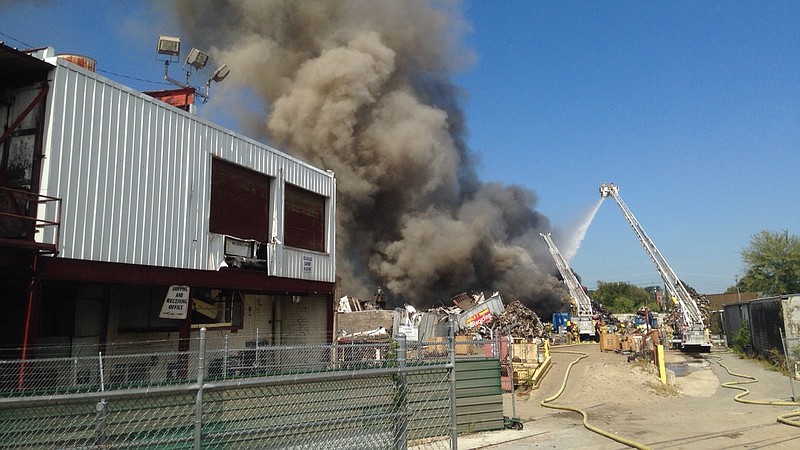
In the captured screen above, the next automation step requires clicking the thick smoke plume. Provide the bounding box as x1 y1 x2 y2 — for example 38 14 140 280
175 0 568 316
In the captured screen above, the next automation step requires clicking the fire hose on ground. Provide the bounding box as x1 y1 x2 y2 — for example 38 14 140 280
541 347 651 450
706 353 800 427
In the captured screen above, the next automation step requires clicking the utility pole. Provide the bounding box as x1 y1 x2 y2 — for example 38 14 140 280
735 275 741 302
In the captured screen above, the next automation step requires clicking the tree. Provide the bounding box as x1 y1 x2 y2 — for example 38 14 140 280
739 230 800 296
591 281 651 314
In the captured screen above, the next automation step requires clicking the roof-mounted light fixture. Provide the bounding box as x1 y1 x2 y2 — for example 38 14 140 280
156 35 230 103
185 48 209 70
197 64 231 103
156 35 181 57
211 64 230 82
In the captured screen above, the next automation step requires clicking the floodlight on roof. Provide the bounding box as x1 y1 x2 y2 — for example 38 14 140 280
198 64 232 104
186 48 209 70
157 36 181 57
211 64 230 82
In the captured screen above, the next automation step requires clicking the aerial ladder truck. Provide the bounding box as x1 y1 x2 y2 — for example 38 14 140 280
539 232 596 339
599 182 711 352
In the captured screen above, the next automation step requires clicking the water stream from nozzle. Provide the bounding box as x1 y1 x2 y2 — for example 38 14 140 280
563 197 605 262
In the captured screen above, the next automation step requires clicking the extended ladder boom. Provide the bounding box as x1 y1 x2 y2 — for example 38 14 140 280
540 233 593 317
599 183 709 350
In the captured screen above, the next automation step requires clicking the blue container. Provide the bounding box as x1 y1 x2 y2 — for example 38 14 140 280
552 312 571 331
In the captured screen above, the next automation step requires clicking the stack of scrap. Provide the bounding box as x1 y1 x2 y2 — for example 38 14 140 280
496 300 548 340
450 292 474 310
338 294 382 312
337 327 390 341
591 301 617 326
662 290 711 333
695 293 711 325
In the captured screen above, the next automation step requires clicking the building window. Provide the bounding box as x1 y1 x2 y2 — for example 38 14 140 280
284 184 326 253
117 286 180 332
191 289 244 329
209 158 270 241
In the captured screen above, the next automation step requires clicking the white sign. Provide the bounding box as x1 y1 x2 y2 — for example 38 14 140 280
159 285 191 319
397 325 419 341
302 255 312 273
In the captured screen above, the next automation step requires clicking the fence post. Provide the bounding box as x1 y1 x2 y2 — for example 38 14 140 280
94 351 107 446
449 321 458 450
223 334 229 380
506 328 517 422
779 328 797 401
395 334 408 450
194 328 207 450
255 328 260 368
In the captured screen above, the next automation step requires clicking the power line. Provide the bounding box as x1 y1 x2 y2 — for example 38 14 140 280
96 68 172 87
0 30 33 48
1 30 172 88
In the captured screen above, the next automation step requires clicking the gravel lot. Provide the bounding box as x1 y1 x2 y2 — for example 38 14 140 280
459 343 800 449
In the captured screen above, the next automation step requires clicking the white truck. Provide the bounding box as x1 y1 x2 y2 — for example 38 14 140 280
599 182 710 352
539 232 595 338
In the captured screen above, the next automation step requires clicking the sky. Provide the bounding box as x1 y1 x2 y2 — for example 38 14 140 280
1 1 797 296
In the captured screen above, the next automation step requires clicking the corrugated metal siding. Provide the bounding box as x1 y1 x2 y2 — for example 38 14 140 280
749 297 783 355
281 249 335 282
455 359 504 433
722 302 749 346
40 61 335 282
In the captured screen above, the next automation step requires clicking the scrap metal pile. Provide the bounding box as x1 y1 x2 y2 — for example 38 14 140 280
338 289 552 343
494 300 549 340
661 290 711 332
451 294 549 341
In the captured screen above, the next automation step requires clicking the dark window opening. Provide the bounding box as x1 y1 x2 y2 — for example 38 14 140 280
284 184 326 253
210 158 270 242
117 286 180 333
191 288 244 329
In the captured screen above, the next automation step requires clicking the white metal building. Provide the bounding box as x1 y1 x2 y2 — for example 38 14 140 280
0 43 337 360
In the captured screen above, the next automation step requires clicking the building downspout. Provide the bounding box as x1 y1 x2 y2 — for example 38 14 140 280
18 255 40 390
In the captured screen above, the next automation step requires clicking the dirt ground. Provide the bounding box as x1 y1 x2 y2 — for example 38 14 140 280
465 343 800 449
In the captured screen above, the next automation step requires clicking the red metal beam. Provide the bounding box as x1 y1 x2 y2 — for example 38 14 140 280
0 84 48 146
36 257 335 294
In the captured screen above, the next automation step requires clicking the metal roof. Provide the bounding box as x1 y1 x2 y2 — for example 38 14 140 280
0 43 53 87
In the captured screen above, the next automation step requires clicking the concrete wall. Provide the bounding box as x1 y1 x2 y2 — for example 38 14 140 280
336 310 395 336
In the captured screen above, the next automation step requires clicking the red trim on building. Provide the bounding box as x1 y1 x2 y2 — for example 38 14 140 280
36 258 335 294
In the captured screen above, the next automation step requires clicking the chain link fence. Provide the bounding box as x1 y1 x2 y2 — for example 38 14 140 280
0 331 460 449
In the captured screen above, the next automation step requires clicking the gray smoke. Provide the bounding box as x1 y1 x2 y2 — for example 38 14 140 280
174 0 567 315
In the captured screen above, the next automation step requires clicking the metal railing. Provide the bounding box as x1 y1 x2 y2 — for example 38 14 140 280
0 186 61 254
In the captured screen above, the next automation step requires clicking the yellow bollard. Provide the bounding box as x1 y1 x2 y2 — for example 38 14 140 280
657 344 666 384
544 340 550 359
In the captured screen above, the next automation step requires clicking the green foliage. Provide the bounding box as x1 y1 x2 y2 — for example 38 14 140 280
707 311 724 336
739 230 800 296
731 321 751 354
724 285 739 294
591 281 651 313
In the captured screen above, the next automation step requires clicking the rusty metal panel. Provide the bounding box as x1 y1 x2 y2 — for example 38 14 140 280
783 295 800 340
39 60 335 282
283 184 325 252
210 158 270 241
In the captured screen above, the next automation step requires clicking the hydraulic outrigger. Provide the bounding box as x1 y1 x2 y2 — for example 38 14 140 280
540 232 596 339
599 182 711 352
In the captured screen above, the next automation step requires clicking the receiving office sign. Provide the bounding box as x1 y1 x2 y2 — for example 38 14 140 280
159 285 191 319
